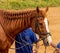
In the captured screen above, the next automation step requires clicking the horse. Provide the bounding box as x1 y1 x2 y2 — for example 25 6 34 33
0 7 49 53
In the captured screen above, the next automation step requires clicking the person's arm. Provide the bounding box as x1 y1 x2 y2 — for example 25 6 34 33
46 35 57 48
32 33 40 53
51 42 60 53
50 43 57 48
47 35 60 49
33 43 38 53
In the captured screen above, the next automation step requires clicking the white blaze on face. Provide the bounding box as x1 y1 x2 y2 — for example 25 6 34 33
44 18 50 33
44 18 52 45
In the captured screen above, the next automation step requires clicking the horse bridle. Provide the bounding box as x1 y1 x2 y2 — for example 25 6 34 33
35 13 51 40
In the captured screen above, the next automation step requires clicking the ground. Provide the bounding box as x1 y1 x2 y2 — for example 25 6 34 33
8 7 60 53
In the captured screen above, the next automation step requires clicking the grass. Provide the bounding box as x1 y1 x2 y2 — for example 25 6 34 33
0 0 60 10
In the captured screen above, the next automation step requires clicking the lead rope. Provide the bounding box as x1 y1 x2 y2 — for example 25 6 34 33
44 46 47 53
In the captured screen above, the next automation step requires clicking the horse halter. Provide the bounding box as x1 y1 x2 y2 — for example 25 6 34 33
35 14 51 40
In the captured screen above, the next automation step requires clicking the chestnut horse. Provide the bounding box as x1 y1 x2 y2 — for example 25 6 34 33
0 7 49 53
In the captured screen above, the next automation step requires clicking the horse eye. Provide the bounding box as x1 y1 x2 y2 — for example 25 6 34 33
40 16 44 18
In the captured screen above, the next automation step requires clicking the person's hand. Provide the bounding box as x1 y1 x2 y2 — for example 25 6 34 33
55 49 60 53
33 48 37 53
32 44 37 53
54 49 60 53
55 42 60 53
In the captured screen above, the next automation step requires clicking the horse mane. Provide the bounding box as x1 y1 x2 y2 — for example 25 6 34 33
0 9 37 35
0 9 36 20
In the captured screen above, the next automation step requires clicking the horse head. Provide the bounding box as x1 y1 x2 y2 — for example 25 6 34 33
31 6 50 41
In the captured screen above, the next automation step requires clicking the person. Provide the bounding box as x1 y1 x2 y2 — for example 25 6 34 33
15 28 60 53
53 42 60 53
56 42 60 53
46 34 60 53
15 28 39 53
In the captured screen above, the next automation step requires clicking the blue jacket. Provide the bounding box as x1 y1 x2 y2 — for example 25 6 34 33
15 28 38 53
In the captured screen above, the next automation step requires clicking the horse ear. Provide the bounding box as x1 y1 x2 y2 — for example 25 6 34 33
45 6 48 12
36 6 39 13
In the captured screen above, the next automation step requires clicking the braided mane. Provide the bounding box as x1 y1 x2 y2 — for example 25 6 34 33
0 9 37 35
1 9 36 20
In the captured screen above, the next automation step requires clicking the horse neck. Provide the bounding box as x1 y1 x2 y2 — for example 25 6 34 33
0 10 36 37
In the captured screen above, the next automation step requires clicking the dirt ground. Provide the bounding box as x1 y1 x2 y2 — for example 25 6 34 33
9 7 60 53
